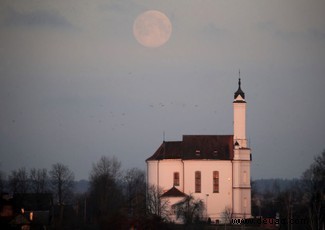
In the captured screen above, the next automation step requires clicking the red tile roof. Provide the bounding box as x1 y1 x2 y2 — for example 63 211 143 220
146 135 234 161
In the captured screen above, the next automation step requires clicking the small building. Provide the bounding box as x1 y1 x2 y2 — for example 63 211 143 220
146 78 252 222
10 193 53 229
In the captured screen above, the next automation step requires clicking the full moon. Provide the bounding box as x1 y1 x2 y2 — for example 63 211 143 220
133 10 172 48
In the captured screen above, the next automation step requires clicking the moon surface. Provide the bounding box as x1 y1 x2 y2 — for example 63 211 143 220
133 10 172 48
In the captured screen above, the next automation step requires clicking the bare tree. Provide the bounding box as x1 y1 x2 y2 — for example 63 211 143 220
221 206 233 225
8 167 29 194
89 156 123 225
30 168 48 193
146 184 171 221
124 168 146 218
90 156 121 181
0 170 5 193
49 163 74 205
172 194 204 224
301 150 325 230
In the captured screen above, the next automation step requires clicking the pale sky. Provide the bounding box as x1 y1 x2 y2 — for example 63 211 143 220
1 0 324 180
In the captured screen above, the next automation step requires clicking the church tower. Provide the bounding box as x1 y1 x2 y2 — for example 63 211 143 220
232 76 252 218
233 77 247 148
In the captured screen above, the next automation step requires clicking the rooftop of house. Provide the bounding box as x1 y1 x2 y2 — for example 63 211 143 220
161 186 187 198
13 193 53 211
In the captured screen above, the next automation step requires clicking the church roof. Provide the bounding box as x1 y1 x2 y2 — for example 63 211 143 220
161 186 187 198
146 135 234 161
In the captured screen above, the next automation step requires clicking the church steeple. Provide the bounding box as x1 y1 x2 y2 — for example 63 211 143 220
234 78 245 100
233 75 247 147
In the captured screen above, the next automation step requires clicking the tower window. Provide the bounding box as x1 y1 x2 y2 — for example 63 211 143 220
213 171 219 193
195 171 201 193
173 172 179 186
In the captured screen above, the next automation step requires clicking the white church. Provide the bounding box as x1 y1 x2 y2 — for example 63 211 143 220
146 78 252 223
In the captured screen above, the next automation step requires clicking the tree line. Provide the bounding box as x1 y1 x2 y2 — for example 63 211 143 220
0 151 324 229
0 156 171 229
251 150 324 230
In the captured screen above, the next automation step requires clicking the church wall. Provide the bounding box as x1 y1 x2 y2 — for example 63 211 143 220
157 159 183 192
232 148 252 218
147 159 183 192
233 102 247 147
233 188 251 218
147 159 235 222
183 160 233 222
147 161 158 188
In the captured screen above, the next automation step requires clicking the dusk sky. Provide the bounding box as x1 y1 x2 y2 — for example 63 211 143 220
1 0 324 180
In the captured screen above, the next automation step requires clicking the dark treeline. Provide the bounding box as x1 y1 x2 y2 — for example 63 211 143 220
0 157 156 229
0 151 324 230
251 151 325 230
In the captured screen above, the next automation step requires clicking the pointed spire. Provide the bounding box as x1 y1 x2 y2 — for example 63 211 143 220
238 69 241 88
234 71 245 100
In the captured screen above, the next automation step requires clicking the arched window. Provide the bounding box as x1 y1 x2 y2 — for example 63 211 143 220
173 172 179 186
213 171 219 193
195 171 201 193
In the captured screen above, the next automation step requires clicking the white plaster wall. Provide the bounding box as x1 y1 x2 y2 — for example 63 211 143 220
233 102 247 147
233 188 251 218
157 160 183 192
232 148 252 218
183 160 233 221
147 159 184 192
233 188 242 216
233 149 250 161
243 189 251 218
147 161 158 187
